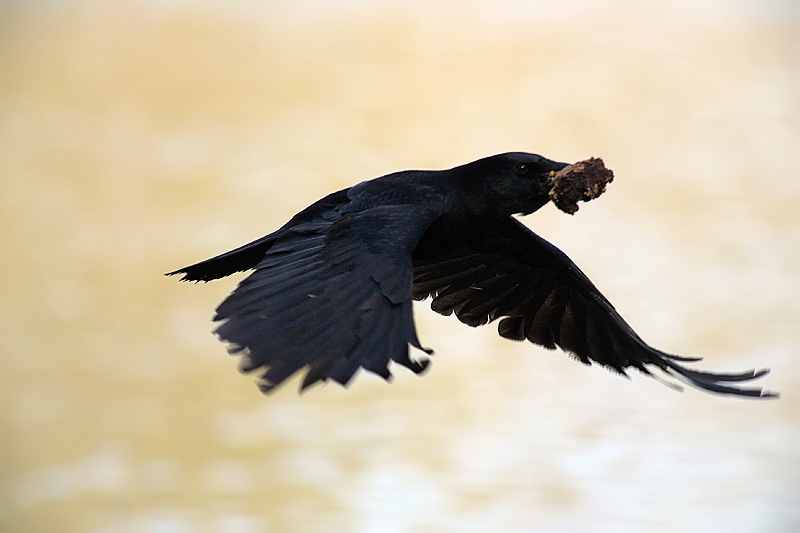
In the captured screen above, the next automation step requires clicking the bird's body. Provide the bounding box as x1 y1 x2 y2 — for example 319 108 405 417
168 152 775 397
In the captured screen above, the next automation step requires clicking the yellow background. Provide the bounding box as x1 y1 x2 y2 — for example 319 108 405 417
2 1 798 532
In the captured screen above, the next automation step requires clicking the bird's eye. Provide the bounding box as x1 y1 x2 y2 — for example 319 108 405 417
517 163 529 175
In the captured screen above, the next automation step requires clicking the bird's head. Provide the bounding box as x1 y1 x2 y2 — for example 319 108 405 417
458 152 568 217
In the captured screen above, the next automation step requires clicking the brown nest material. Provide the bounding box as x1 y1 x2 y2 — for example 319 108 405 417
548 157 614 214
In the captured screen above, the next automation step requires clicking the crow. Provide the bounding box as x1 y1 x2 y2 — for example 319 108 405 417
167 152 776 398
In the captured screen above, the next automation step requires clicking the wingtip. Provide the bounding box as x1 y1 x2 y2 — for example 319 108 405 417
663 353 704 363
653 355 779 399
757 388 780 399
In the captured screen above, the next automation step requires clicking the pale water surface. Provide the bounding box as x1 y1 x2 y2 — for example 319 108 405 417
1 1 799 532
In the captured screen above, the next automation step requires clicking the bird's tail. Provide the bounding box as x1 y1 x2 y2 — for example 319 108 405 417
165 235 275 282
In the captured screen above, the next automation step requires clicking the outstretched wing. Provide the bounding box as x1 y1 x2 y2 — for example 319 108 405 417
413 217 775 397
211 198 443 393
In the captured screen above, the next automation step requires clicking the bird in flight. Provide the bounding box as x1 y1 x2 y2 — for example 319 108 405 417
168 152 776 398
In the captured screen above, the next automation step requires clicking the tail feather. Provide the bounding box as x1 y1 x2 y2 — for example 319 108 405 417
166 235 275 282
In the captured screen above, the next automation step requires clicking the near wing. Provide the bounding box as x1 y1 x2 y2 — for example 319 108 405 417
413 217 776 397
207 200 441 393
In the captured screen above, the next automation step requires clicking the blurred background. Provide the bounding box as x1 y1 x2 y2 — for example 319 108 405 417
2 1 798 532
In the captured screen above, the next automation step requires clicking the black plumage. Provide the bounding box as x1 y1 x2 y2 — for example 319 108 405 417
168 152 776 397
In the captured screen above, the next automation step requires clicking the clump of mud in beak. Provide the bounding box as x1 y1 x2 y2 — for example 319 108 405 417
548 157 614 214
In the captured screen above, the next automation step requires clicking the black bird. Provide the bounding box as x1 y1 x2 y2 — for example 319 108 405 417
168 152 775 398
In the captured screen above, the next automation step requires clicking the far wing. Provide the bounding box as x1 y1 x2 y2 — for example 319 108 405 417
413 217 775 397
214 200 442 393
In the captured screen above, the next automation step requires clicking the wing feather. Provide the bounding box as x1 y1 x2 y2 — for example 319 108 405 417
413 217 775 397
212 199 442 392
